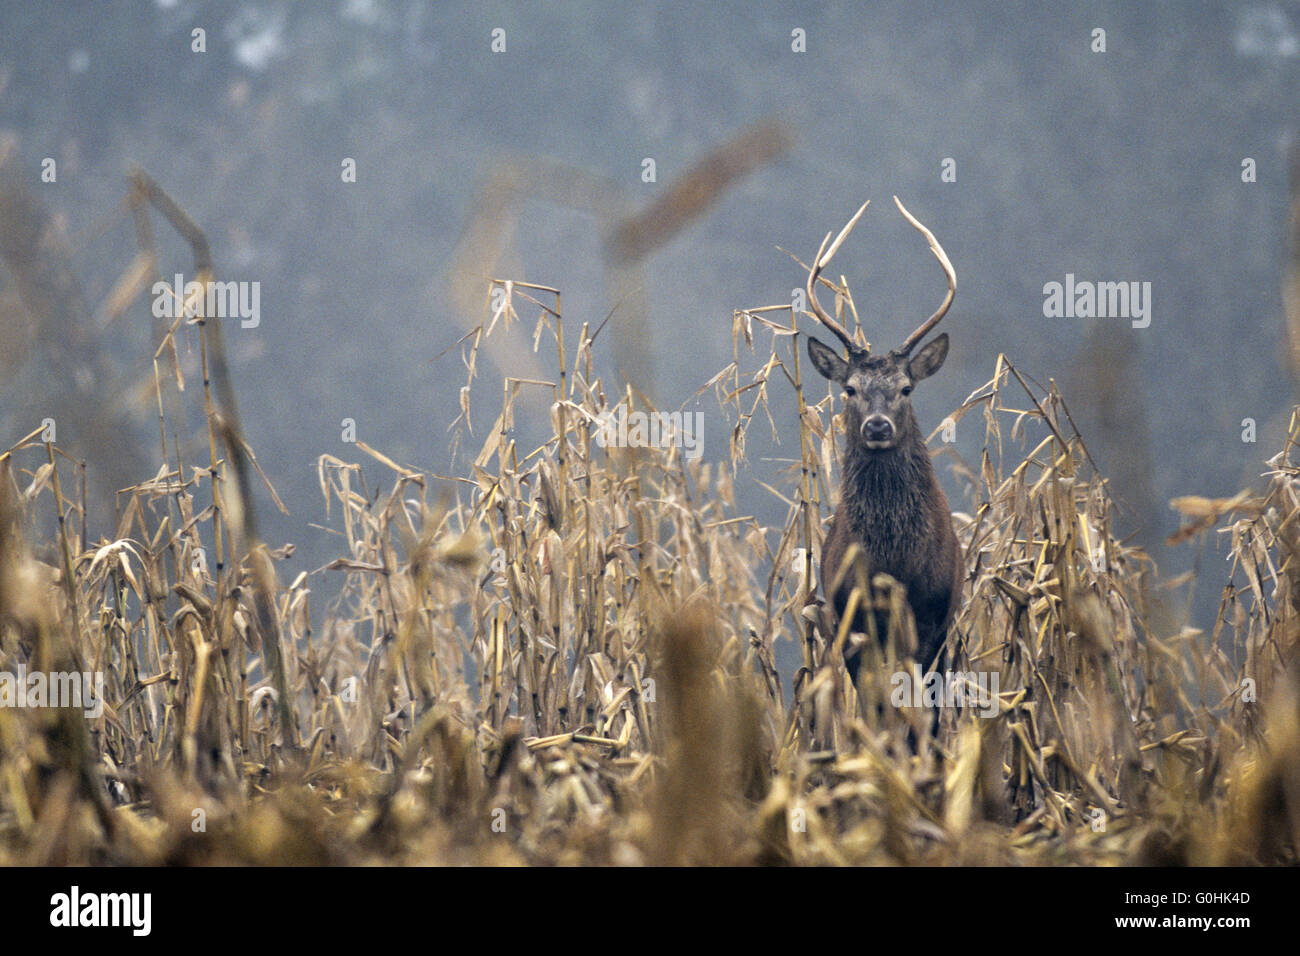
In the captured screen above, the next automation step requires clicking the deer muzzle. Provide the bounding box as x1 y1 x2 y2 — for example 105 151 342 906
861 414 896 448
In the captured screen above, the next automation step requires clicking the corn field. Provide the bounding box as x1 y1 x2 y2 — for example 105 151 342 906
0 182 1296 867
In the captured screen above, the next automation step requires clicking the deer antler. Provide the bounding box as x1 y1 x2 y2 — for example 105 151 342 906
894 196 956 356
806 199 871 354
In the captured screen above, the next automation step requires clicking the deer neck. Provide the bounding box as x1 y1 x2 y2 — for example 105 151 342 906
841 429 935 561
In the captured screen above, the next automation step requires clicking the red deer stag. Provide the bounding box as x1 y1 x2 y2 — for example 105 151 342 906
805 197 962 689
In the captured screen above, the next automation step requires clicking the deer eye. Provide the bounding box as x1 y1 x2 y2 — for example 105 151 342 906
843 385 856 397
901 385 913 396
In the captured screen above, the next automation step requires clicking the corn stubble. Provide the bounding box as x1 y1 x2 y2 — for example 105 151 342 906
0 196 1296 866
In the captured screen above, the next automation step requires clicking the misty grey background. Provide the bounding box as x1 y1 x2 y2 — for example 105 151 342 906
2 0 1297 648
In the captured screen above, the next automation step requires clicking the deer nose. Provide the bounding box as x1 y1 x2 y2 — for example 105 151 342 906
862 415 894 443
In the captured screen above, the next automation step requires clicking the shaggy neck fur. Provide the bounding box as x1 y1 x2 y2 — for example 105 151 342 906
841 411 937 573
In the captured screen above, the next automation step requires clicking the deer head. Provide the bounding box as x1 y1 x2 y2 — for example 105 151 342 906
804 197 956 452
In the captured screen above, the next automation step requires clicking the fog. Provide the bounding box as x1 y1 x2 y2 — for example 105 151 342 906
3 0 1297 641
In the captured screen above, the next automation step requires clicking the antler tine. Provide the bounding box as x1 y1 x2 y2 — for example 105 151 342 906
893 195 956 355
806 199 871 353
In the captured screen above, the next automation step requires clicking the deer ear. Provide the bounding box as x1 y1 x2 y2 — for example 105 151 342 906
807 336 848 382
907 333 948 381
